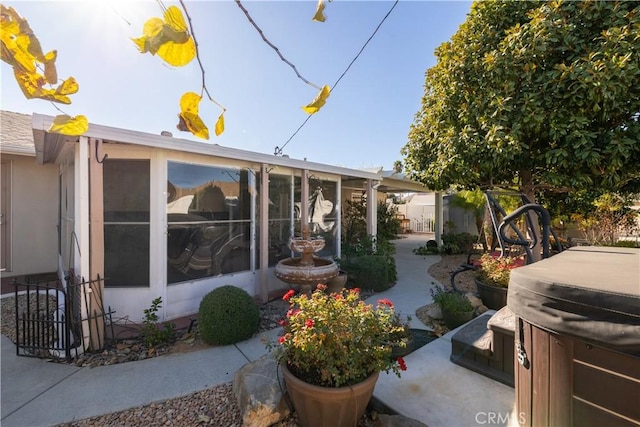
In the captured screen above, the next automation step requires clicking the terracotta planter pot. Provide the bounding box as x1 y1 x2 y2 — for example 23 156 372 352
325 270 348 294
281 363 379 427
475 278 508 310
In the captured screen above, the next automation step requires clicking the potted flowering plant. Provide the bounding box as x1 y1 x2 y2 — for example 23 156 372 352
267 285 407 427
387 312 413 358
431 284 474 329
475 253 523 309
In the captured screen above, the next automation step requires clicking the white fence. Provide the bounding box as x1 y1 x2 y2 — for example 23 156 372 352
410 215 435 233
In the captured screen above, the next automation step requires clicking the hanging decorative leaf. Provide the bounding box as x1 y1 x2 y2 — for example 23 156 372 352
313 0 326 22
214 112 225 136
176 92 209 139
48 115 89 136
2 5 81 107
132 5 196 67
302 85 331 114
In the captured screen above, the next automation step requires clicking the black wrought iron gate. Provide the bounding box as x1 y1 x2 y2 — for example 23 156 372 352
13 275 115 361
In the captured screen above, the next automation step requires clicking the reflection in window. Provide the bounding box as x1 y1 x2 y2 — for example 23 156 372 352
267 174 292 267
167 162 252 284
103 159 150 287
294 177 337 258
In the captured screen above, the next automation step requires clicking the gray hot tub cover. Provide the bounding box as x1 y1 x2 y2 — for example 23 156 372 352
507 246 640 352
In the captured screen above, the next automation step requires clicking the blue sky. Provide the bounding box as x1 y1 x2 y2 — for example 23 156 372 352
1 0 471 170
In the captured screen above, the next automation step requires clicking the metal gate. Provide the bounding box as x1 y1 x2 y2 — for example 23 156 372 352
13 275 115 361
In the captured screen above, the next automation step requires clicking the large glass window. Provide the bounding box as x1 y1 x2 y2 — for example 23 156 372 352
167 162 252 284
103 159 150 287
268 174 292 267
294 177 338 257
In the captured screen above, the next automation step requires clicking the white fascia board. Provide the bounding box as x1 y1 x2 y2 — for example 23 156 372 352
31 113 380 181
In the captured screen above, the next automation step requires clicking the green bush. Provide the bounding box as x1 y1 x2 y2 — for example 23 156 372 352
440 232 477 255
413 240 440 255
430 285 473 315
198 285 260 345
348 255 393 292
141 297 176 348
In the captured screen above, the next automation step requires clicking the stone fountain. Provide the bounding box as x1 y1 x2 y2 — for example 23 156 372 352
274 226 339 295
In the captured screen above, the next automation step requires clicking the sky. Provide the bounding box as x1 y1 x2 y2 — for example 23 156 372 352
1 0 472 170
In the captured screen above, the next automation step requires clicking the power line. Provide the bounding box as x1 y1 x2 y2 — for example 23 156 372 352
274 0 400 157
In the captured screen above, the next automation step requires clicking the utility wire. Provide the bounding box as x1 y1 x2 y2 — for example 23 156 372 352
274 0 400 157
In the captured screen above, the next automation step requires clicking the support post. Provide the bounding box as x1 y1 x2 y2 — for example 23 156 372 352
88 138 105 350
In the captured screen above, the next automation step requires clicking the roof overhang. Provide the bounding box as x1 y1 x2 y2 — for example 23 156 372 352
31 113 380 181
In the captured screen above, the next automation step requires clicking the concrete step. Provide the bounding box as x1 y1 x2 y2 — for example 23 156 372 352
450 310 515 387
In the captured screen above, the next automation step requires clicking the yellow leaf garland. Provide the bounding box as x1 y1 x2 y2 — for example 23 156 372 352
302 85 331 114
313 0 326 22
1 4 82 117
214 113 225 136
132 5 195 67
48 115 89 136
177 92 209 139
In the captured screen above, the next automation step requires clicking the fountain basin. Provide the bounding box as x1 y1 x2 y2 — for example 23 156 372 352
274 257 339 287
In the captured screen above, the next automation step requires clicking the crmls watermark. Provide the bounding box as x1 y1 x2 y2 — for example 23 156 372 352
475 411 526 425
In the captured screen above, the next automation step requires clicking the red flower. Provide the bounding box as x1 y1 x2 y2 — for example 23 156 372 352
286 308 301 318
278 335 286 344
316 283 327 291
378 298 393 307
351 288 360 294
278 319 288 327
334 293 343 300
283 290 295 301
305 319 314 328
397 357 407 371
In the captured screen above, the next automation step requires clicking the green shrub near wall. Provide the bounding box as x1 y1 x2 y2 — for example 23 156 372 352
347 255 393 292
198 285 260 345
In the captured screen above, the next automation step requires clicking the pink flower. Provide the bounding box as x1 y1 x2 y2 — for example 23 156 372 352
305 319 314 328
351 288 360 294
278 319 288 327
397 357 407 371
316 283 327 291
286 309 300 318
378 298 393 308
283 290 295 301
334 293 343 300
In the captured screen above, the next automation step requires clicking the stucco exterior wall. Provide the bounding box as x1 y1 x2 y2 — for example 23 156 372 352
3 154 58 277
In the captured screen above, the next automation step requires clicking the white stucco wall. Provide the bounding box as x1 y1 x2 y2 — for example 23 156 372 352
3 155 58 277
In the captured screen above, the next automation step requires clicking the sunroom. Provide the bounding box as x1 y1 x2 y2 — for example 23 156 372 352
31 113 427 323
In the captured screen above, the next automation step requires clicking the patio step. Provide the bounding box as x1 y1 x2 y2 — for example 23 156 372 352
450 307 515 387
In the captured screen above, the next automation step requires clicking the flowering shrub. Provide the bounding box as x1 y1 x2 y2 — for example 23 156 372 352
476 254 523 288
266 285 407 387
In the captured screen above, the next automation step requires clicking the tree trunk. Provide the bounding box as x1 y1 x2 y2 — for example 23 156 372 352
520 169 542 263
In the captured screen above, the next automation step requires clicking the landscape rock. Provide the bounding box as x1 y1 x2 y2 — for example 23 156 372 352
233 356 290 427
425 304 442 320
374 414 428 427
465 293 483 309
475 304 489 316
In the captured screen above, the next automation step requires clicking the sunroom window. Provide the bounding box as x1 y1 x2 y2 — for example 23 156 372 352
167 162 252 284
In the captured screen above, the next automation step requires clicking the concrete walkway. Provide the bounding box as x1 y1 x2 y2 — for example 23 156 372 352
1 234 517 426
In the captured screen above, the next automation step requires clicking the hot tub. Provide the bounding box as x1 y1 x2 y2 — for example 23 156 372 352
507 246 640 427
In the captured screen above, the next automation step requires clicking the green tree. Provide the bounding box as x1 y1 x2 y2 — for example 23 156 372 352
403 1 640 202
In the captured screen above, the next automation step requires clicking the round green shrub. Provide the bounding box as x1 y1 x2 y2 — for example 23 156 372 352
198 285 260 345
353 255 392 292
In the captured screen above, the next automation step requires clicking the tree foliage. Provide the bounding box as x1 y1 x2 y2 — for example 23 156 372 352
403 1 640 199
